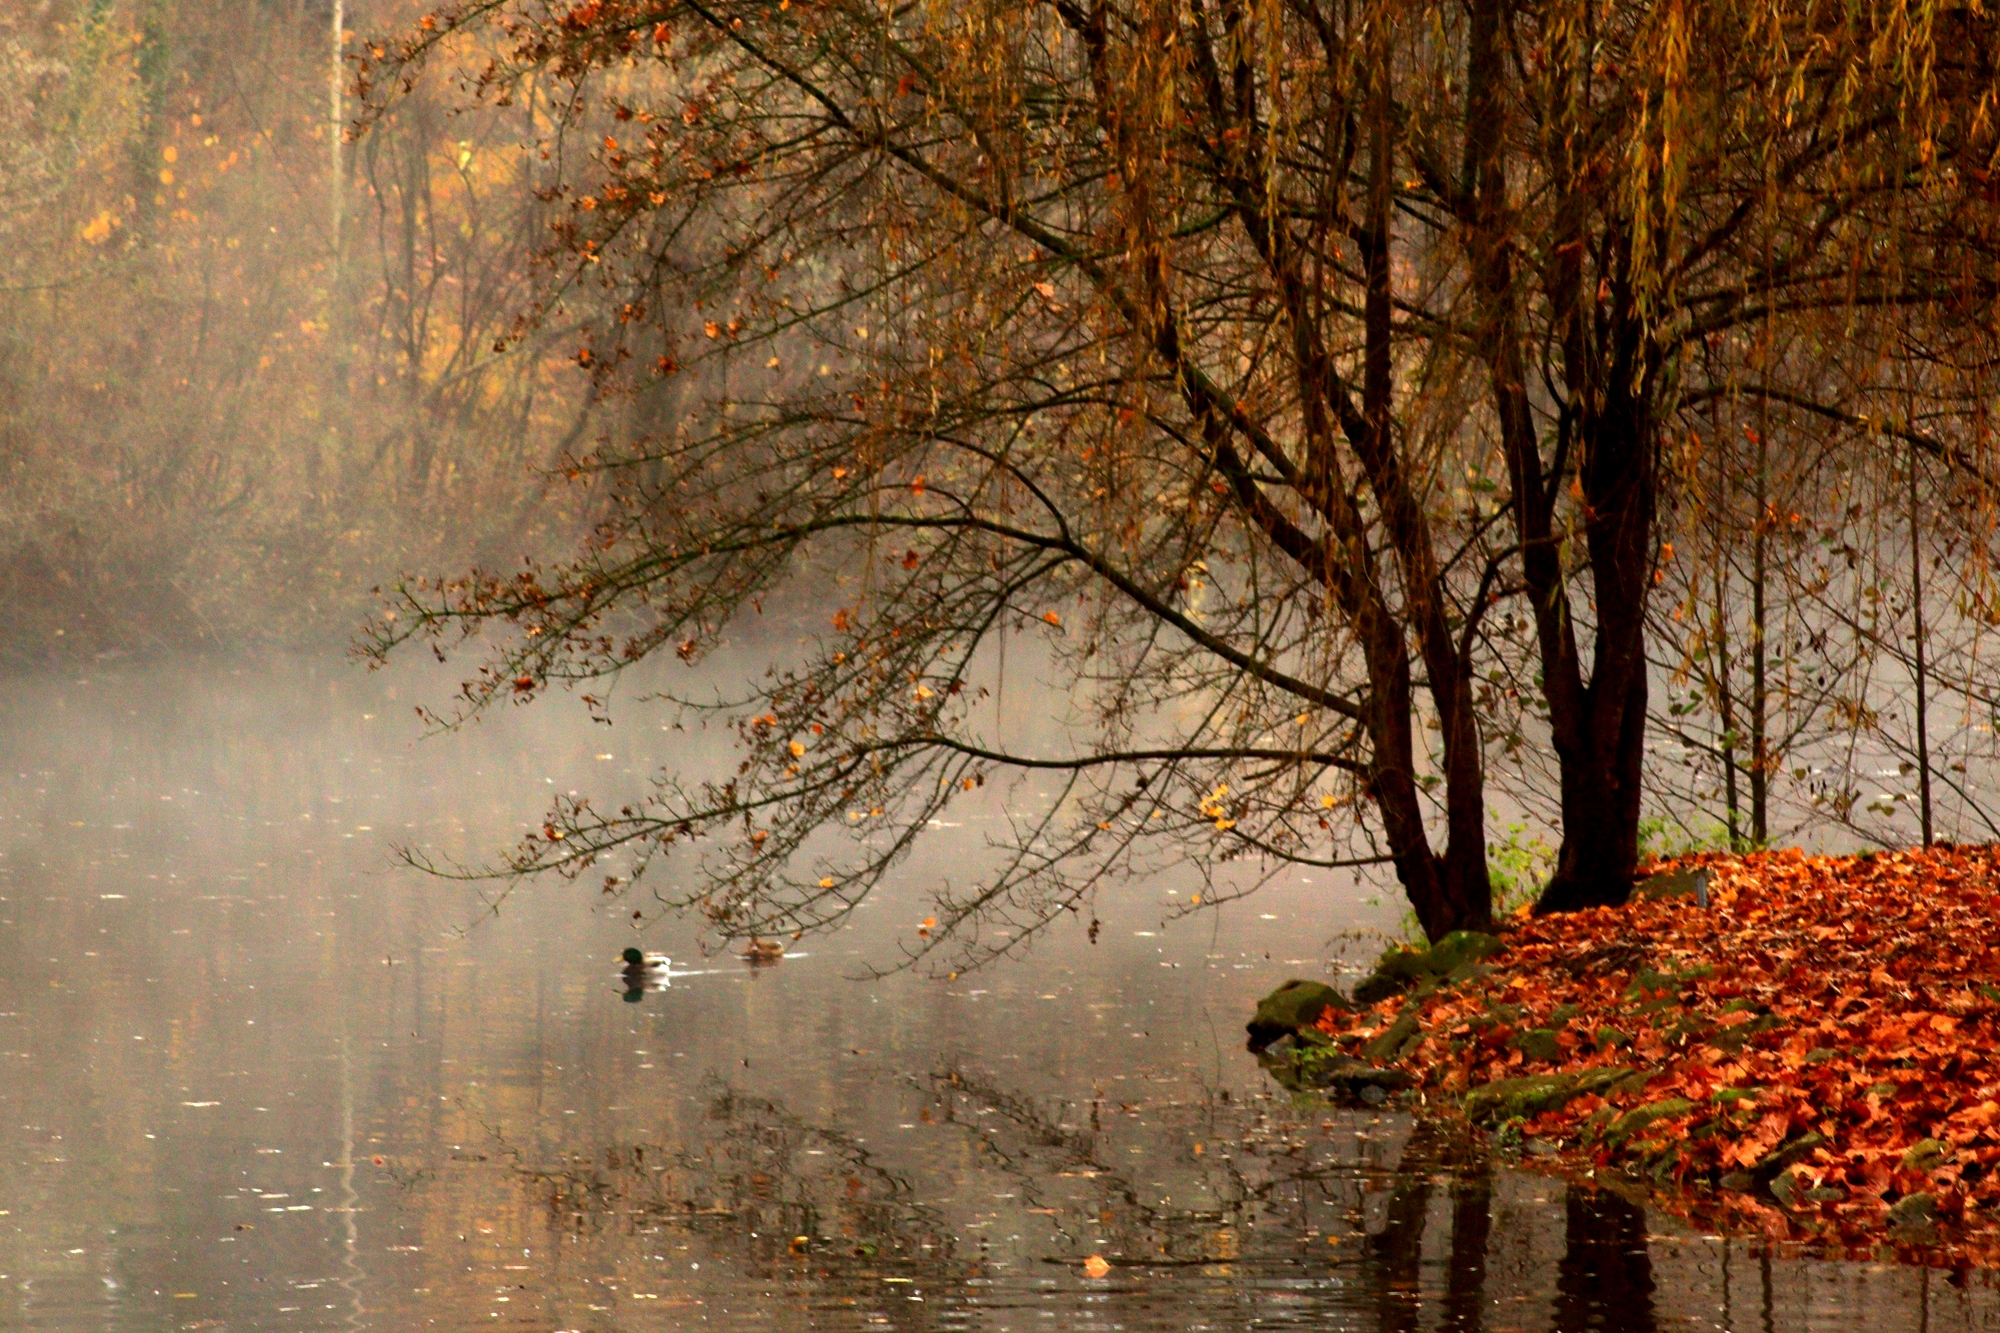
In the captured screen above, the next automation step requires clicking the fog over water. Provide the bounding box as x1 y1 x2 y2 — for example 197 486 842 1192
0 655 1987 1330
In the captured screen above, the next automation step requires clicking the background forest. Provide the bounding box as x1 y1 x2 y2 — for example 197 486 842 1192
0 0 607 657
8 0 2000 946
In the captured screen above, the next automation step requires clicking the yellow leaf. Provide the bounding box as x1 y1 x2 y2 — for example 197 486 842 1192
789 740 806 757
818 876 835 888
161 145 178 163
1083 1255 1111 1279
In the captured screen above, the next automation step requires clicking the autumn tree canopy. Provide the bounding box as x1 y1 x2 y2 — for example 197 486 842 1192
364 0 2000 956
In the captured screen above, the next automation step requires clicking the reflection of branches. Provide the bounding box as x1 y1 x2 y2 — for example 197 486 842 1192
477 1062 1585 1329
507 1076 957 1281
914 1062 1466 1274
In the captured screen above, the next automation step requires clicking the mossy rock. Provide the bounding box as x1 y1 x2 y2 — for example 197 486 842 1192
1606 1097 1695 1145
1352 949 1433 1005
1352 931 1505 1004
1625 968 1679 1002
1712 1014 1784 1055
1246 979 1348 1052
1886 1191 1938 1232
1463 1065 1634 1126
1267 1048 1416 1101
1902 1138 1950 1172
1509 1028 1562 1063
1752 1131 1825 1178
1664 1015 1714 1044
1464 1073 1579 1125
1427 929 1507 975
1609 1069 1661 1098
1359 1008 1425 1063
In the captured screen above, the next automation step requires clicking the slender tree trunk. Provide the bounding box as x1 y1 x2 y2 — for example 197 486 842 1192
1910 439 1933 845
1750 421 1768 844
1712 416 1742 847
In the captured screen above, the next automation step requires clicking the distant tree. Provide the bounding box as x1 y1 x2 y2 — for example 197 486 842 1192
363 0 2000 959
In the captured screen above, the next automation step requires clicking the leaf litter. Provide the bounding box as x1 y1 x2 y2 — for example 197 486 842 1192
1309 847 2000 1265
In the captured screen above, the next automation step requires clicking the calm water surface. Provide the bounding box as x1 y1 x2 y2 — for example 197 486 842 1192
0 659 1994 1331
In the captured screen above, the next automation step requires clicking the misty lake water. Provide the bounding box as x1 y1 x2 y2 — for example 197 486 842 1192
0 658 1995 1331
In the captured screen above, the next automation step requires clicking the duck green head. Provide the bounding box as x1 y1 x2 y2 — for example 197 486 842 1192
622 947 645 966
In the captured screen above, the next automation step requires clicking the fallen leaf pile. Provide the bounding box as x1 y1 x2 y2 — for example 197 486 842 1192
1311 846 2000 1264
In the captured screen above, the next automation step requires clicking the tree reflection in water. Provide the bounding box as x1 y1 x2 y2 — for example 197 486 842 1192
495 1067 1674 1331
1551 1185 1659 1332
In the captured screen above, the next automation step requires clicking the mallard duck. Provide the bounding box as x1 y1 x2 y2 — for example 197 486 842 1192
622 947 671 983
739 937 785 964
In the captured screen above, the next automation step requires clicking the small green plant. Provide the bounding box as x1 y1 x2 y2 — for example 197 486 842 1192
1488 819 1557 917
1636 814 1742 861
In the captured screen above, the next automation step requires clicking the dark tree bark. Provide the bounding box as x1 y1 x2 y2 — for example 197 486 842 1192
1537 375 1658 912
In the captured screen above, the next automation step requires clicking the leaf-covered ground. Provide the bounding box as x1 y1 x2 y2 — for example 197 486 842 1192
1312 847 2000 1264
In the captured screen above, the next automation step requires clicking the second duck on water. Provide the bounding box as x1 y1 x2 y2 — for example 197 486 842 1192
739 938 784 965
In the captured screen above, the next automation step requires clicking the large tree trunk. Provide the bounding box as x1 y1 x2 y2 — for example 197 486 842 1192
1461 0 1661 917
1536 663 1648 912
1535 346 1658 913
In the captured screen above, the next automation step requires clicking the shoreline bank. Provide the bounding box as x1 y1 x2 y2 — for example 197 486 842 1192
1252 846 2000 1267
